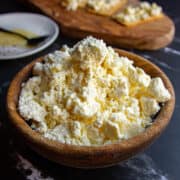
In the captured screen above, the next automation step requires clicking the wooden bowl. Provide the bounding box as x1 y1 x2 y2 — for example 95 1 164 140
7 49 175 168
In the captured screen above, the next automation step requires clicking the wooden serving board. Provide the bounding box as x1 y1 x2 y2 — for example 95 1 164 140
20 0 175 50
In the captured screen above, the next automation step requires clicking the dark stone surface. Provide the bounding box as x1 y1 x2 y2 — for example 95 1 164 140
0 0 179 179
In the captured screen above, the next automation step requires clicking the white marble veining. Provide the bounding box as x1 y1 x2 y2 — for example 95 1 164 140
164 47 180 56
15 153 54 180
120 154 169 180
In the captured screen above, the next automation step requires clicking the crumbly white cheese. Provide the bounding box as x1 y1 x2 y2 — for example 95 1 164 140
61 0 87 10
148 77 171 102
18 36 171 146
113 1 163 25
87 0 120 12
140 96 160 116
129 66 151 87
61 0 122 12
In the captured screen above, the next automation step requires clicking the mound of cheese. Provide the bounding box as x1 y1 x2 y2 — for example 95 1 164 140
19 36 171 146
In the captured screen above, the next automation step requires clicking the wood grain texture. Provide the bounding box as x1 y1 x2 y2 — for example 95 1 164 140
7 49 175 168
19 0 175 50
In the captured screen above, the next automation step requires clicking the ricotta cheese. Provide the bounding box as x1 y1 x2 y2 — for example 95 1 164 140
18 36 171 146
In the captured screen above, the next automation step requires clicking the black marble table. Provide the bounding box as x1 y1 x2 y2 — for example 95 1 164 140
0 0 179 179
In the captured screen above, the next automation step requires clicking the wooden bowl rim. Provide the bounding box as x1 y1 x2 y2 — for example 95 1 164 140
7 49 175 156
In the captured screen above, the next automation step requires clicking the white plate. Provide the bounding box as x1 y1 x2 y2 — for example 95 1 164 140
0 13 59 60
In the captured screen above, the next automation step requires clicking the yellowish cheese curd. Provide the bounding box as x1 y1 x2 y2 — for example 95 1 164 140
18 36 171 146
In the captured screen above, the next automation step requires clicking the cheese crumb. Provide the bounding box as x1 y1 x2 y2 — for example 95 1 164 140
61 0 87 10
148 77 171 102
87 0 121 13
140 96 160 116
